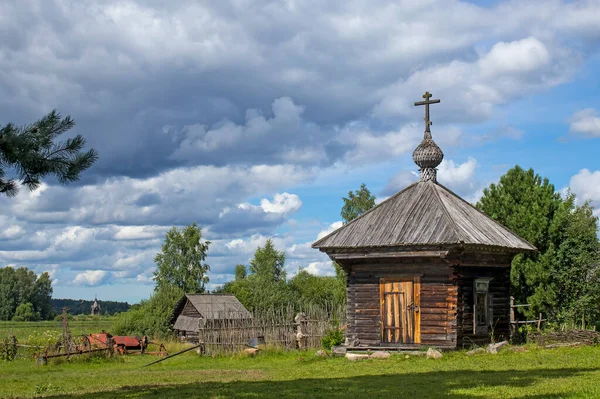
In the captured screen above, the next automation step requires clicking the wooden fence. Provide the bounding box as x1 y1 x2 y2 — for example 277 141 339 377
196 303 345 356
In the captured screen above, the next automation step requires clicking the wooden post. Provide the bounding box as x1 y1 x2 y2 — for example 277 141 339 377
537 313 542 331
509 296 515 338
582 314 585 330
295 312 308 350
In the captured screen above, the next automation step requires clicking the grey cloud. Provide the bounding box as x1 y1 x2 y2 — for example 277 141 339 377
2 0 598 182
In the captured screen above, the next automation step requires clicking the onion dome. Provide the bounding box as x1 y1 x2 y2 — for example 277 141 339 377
412 131 444 182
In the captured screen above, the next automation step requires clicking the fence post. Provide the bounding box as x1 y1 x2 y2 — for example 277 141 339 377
295 312 308 350
509 296 515 340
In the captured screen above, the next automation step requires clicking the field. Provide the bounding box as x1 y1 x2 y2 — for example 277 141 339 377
0 319 114 347
2 321 600 398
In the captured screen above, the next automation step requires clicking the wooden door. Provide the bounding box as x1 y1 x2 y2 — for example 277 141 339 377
380 278 421 344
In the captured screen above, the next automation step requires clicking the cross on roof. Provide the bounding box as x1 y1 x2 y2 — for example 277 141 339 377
414 91 440 133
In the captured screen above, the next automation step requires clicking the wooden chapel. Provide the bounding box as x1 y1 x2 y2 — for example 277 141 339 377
312 92 536 349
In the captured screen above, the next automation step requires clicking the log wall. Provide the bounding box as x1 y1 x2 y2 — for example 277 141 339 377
344 258 457 348
455 265 511 347
341 253 514 349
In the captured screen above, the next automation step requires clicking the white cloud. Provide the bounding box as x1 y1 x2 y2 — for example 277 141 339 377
317 221 344 240
372 36 574 122
9 164 315 227
478 37 550 76
73 270 108 286
114 226 168 241
305 261 336 277
568 169 600 216
260 193 302 214
438 157 478 188
569 109 600 138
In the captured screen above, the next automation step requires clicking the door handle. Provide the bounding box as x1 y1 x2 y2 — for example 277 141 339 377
407 303 420 313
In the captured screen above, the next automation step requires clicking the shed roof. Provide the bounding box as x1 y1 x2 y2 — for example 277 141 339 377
173 315 198 331
173 294 252 323
312 180 536 253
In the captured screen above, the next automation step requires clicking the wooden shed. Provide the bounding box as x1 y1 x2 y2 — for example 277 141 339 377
171 294 252 341
312 92 536 349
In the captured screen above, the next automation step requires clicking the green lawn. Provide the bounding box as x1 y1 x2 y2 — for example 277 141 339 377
1 345 599 398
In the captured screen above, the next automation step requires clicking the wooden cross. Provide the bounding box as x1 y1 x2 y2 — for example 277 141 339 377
414 91 440 133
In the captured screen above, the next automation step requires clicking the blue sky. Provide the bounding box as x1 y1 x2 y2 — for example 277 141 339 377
1 0 599 304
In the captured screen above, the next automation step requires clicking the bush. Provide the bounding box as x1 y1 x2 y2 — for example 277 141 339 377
112 286 184 339
321 327 344 350
1 337 18 361
12 302 40 322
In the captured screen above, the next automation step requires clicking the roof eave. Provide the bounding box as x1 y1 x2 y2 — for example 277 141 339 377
317 242 536 256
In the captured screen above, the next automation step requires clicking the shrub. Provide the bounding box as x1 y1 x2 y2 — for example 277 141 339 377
12 302 40 321
1 337 18 361
321 327 344 350
112 286 184 339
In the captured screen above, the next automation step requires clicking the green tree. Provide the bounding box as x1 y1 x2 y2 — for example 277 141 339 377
0 110 98 197
12 302 40 322
477 166 600 324
153 222 210 293
221 240 295 310
33 272 54 320
0 267 54 320
549 194 600 324
288 269 345 307
249 239 286 282
336 184 377 292
477 166 560 313
234 264 247 281
341 183 376 224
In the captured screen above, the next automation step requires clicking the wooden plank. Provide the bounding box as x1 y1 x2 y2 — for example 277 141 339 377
393 282 400 343
386 283 392 343
379 281 384 343
414 277 421 344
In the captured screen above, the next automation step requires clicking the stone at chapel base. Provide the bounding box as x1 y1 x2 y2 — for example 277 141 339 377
315 349 328 357
346 353 370 361
332 346 347 357
486 341 509 354
369 351 391 359
426 348 443 359
466 347 486 356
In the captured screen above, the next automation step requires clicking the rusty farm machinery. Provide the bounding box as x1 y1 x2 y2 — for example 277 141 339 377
36 309 167 364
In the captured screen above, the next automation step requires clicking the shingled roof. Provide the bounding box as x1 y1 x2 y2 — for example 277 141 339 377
171 294 252 325
312 180 536 252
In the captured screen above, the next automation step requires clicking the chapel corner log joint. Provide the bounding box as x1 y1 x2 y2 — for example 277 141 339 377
312 91 536 349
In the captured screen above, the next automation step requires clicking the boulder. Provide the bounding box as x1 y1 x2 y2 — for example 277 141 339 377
315 349 328 357
426 348 443 359
346 353 370 361
466 348 485 356
369 351 391 359
243 348 259 357
486 341 509 354
332 346 347 357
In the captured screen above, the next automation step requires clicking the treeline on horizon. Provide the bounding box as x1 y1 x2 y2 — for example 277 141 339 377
51 299 131 316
